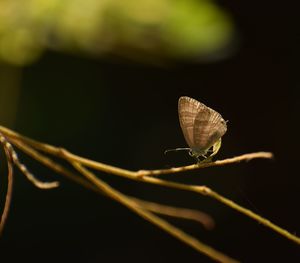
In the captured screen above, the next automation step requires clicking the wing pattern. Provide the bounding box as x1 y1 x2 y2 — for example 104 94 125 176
178 96 227 153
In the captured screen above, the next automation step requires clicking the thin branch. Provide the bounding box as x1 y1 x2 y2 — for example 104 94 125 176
0 147 14 236
8 138 97 191
137 152 274 177
0 126 273 178
6 131 300 246
9 138 213 228
131 197 215 230
72 162 239 263
0 126 136 178
1 126 299 246
0 130 58 189
203 187 300 245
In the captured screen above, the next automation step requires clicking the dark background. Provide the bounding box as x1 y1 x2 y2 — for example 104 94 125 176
1 1 299 262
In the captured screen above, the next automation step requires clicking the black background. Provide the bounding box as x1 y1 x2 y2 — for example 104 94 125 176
1 1 299 262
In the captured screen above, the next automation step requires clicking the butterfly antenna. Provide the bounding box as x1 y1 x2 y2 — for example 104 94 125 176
164 148 190 155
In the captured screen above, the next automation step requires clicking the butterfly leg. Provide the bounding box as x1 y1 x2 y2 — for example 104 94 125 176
197 155 213 164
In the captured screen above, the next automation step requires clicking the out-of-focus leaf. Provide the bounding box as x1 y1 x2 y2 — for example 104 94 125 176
0 0 235 65
162 0 234 59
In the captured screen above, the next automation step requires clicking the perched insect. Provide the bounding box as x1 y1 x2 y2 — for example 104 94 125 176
166 96 227 162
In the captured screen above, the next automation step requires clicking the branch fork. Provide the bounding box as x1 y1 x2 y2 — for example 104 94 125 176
0 125 298 263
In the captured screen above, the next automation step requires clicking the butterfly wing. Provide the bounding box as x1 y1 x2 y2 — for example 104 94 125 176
193 105 227 152
178 96 208 149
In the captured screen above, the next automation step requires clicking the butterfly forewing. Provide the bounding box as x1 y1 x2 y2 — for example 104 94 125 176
178 96 207 148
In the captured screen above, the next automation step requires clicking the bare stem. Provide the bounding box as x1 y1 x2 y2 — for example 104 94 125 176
130 197 215 230
0 147 14 235
0 126 273 179
8 138 213 228
207 189 300 245
72 162 239 263
137 152 274 176
0 125 299 251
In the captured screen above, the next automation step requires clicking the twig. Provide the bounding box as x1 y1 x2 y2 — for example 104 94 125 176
72 162 238 263
0 126 273 179
0 130 58 189
130 197 215 230
8 138 214 229
207 189 300 244
0 147 14 235
1 125 299 256
137 152 274 177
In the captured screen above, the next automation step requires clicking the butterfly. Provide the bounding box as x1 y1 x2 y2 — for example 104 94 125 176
166 96 227 162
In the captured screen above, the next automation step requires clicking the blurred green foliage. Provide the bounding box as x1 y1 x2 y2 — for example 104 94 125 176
0 0 234 65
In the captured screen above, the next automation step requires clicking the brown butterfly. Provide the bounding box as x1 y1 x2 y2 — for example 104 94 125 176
166 96 227 162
